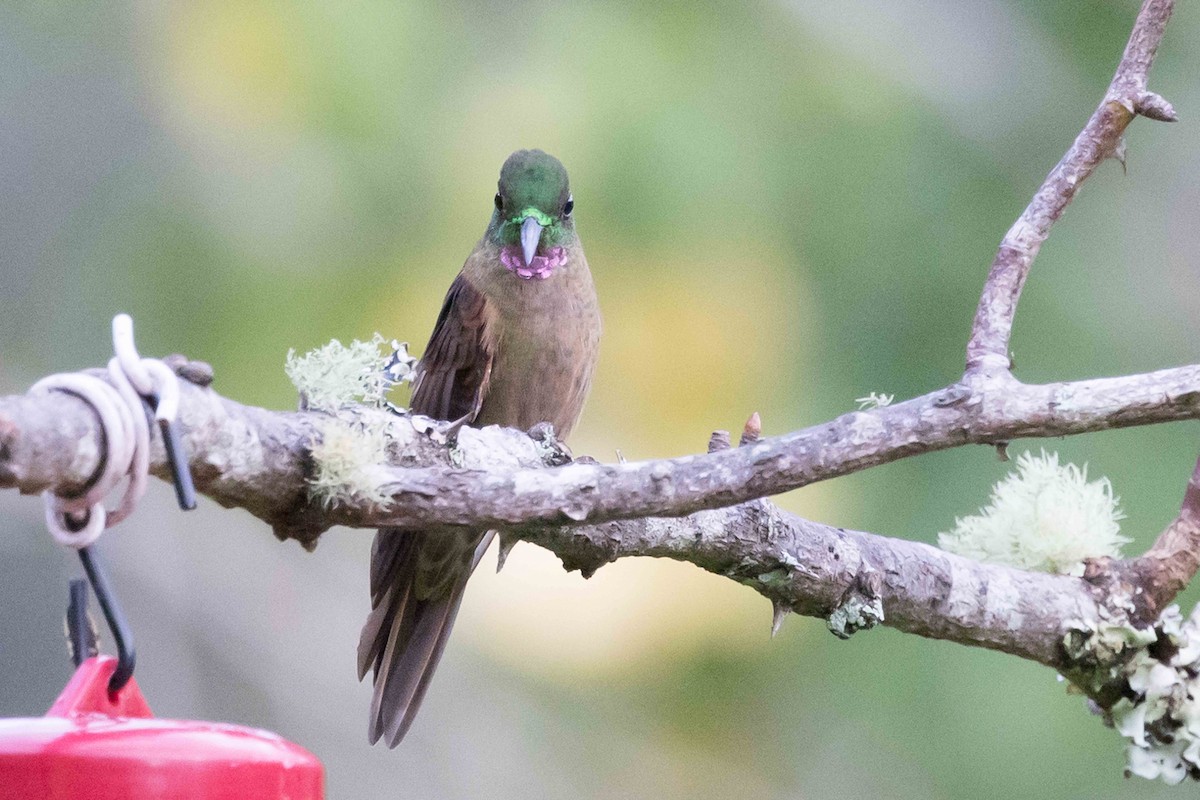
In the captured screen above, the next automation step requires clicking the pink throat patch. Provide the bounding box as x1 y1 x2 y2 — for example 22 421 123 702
500 245 567 281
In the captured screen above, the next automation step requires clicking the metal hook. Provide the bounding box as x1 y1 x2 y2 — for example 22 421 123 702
66 579 96 667
158 417 196 511
76 544 136 694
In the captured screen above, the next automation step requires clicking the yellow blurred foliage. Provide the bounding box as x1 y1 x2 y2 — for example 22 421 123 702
162 1 307 133
581 241 815 457
459 543 780 682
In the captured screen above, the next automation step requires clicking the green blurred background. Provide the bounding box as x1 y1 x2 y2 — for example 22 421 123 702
2 0 1199 797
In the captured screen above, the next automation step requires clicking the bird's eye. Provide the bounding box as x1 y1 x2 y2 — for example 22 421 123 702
563 196 574 217
494 193 503 211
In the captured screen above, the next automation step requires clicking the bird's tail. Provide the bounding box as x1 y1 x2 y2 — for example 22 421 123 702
358 527 493 747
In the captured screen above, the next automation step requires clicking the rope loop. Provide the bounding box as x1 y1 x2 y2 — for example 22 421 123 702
37 314 185 548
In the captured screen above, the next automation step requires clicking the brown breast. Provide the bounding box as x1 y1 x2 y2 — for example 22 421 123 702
472 246 601 439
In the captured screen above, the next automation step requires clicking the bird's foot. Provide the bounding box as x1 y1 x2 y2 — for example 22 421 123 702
527 422 574 466
443 410 474 447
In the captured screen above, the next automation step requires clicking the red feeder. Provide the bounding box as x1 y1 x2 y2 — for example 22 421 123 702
0 656 324 799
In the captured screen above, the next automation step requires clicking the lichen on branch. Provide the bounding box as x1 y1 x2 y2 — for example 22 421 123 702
285 334 413 411
1065 603 1200 784
286 336 417 508
939 450 1128 576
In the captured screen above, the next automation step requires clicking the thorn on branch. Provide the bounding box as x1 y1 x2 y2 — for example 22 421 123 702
740 412 762 446
496 532 519 572
708 430 731 453
771 600 790 638
1112 137 1129 174
995 442 1010 462
1134 91 1178 122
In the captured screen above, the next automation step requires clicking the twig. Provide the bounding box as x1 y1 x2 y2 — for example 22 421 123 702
966 0 1176 373
1122 453 1200 616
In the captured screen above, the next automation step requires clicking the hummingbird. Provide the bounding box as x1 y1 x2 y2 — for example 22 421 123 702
358 150 602 746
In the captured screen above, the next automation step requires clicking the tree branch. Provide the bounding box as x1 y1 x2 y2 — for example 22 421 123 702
0 362 1193 674
966 0 1176 373
518 504 1103 670
4 365 1199 537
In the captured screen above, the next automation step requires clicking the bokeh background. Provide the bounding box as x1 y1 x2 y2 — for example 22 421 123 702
2 1 1199 797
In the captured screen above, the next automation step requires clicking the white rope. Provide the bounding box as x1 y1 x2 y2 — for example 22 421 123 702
36 314 182 548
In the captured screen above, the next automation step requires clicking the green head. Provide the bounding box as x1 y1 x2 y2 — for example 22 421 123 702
489 150 576 268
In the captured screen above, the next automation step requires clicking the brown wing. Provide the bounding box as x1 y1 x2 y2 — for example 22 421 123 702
409 272 494 422
358 271 496 747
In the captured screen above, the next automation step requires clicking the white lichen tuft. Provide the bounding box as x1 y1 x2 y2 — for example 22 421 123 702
938 450 1128 576
1068 605 1200 784
285 334 413 412
855 391 894 410
308 415 394 508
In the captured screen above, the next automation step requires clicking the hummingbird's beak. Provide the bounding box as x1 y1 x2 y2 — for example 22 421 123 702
520 216 544 267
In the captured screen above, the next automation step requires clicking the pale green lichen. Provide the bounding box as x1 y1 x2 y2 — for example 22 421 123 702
1063 603 1157 697
827 593 884 639
855 391 894 410
308 415 394 508
287 335 415 506
939 450 1128 576
1068 605 1200 784
285 334 412 411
